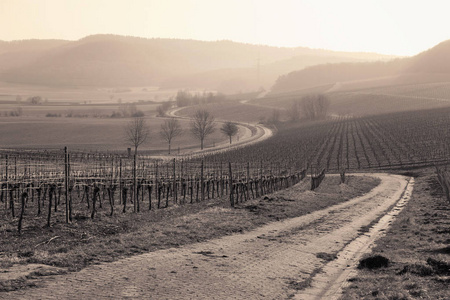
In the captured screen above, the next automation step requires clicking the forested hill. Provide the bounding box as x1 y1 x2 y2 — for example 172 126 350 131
0 34 392 92
271 39 450 94
271 59 409 93
407 39 450 73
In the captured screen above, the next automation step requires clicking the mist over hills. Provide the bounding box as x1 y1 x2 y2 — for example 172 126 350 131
0 34 393 92
271 40 450 94
0 39 70 74
407 39 450 73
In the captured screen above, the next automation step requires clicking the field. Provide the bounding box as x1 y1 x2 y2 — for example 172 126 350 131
0 85 258 154
0 116 235 153
361 81 450 100
341 168 450 300
0 102 160 118
0 102 448 235
0 81 178 104
197 106 450 173
0 82 449 298
250 81 450 117
175 100 277 123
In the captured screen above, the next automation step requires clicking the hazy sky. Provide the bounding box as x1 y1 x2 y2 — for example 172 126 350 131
0 0 449 56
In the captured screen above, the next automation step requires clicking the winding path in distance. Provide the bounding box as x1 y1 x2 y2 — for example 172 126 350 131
151 105 273 160
3 173 413 299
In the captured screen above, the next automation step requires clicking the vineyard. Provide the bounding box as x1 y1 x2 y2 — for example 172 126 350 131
0 149 308 232
328 91 450 116
253 82 450 117
1 106 449 232
361 81 450 100
200 106 450 171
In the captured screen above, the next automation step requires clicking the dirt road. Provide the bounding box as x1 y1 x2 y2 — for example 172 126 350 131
3 173 412 300
151 107 273 161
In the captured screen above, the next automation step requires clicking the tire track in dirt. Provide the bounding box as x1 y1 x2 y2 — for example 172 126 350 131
295 176 414 300
3 173 411 300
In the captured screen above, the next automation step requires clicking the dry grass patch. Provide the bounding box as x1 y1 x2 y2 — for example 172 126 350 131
342 169 450 300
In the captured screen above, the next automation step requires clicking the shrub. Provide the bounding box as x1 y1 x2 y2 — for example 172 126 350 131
358 255 390 269
110 111 122 118
45 113 61 117
131 110 145 117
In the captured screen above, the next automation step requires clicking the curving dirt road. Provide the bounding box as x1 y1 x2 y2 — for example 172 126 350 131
151 106 273 160
3 173 413 300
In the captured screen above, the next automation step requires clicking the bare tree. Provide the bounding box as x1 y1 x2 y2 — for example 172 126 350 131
288 100 300 122
315 94 330 119
301 94 330 120
124 116 149 213
190 109 215 150
301 95 316 120
125 116 150 154
160 118 183 154
220 122 239 144
269 108 281 124
156 101 171 117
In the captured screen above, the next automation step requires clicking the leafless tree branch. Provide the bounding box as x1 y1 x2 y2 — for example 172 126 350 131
160 118 183 154
190 109 215 150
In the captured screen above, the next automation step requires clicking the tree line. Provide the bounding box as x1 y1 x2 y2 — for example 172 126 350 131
267 94 331 125
175 90 226 107
126 110 239 155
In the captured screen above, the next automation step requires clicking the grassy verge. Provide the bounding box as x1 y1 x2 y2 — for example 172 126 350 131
341 169 450 300
0 175 379 292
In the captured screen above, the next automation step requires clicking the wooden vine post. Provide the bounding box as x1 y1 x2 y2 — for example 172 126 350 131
47 185 54 227
220 161 223 196
68 152 72 222
173 158 177 204
5 155 8 211
156 162 160 209
14 157 17 202
201 160 204 201
134 154 138 212
246 162 250 201
180 159 184 203
64 147 69 223
119 158 122 204
111 157 115 189
18 192 27 235
229 162 234 207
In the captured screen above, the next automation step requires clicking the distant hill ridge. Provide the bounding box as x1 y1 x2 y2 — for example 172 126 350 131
0 34 394 92
271 39 450 93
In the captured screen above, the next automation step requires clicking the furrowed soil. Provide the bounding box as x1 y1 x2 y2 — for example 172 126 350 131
340 169 450 300
0 175 378 294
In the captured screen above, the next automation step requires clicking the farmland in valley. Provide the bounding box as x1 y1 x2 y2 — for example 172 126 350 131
0 116 237 153
174 100 277 123
251 81 450 116
1 32 450 299
199 106 450 171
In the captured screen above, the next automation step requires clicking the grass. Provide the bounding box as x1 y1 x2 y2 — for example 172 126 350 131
0 175 379 292
251 82 450 117
0 102 159 117
341 168 450 300
0 81 177 104
176 100 277 123
0 115 228 153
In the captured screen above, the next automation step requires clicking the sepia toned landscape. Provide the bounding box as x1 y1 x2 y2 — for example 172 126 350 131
0 1 449 299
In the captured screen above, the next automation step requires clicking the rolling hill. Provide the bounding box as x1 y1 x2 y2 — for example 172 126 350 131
0 34 393 92
271 39 450 94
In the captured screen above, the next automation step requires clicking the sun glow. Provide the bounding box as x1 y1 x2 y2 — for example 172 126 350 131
1 0 449 55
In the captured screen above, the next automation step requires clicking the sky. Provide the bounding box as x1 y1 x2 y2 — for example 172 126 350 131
0 0 449 56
